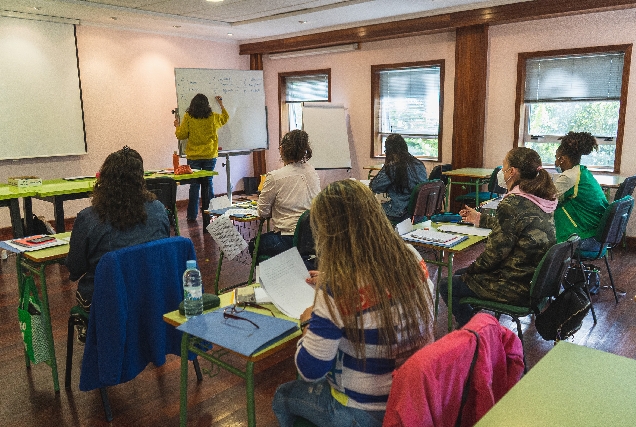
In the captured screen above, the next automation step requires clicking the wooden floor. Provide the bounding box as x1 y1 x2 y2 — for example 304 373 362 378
1 204 635 426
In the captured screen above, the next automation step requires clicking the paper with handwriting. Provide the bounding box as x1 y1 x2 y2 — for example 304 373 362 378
206 215 248 260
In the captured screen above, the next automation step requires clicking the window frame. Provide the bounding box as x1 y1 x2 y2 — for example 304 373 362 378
371 60 445 161
278 69 331 140
513 45 632 173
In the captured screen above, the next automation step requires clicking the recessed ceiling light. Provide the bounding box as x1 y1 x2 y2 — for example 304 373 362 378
173 25 181 28
227 33 233 36
299 20 307 24
207 0 224 2
33 7 41 10
110 17 117 20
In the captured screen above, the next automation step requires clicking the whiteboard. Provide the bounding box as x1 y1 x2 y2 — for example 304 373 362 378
0 17 86 160
174 69 268 152
303 103 351 169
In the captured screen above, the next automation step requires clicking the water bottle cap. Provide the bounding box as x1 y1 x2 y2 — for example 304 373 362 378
186 260 197 269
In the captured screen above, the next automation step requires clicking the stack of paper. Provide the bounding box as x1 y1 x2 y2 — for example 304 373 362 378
2 235 68 253
402 229 468 247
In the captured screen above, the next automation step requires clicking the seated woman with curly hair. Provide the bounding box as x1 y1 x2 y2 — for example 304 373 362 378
66 146 170 315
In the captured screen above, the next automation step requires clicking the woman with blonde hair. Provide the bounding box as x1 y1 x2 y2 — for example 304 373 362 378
272 179 434 427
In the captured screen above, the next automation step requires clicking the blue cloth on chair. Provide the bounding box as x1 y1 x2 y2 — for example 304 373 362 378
79 237 196 391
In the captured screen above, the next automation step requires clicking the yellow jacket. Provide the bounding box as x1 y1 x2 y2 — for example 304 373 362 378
175 108 229 160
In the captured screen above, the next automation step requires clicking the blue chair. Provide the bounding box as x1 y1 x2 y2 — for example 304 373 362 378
65 236 202 421
455 166 506 207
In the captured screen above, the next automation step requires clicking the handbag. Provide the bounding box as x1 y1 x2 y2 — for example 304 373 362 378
17 276 52 364
535 285 591 342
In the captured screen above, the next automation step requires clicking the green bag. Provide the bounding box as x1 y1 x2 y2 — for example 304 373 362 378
18 276 51 364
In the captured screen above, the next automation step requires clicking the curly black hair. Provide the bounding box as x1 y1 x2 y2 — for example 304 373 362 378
91 146 156 230
557 131 598 165
280 129 312 163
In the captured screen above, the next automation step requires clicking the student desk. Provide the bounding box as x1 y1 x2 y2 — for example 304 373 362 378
405 225 487 332
163 289 302 427
442 168 494 211
13 232 71 392
0 184 38 237
594 173 626 199
475 341 636 426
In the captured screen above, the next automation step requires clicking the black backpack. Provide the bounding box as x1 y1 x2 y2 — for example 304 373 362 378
535 285 591 341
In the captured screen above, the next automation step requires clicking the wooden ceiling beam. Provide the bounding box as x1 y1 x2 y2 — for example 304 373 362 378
239 0 636 55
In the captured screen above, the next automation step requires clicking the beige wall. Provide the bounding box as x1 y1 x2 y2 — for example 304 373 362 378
0 25 250 229
261 32 456 186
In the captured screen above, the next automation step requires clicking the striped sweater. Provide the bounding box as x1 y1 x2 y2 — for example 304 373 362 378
295 246 434 411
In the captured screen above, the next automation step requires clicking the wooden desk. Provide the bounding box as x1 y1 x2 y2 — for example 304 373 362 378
164 289 302 427
13 232 71 392
363 163 384 179
476 341 636 426
404 224 487 332
443 168 494 211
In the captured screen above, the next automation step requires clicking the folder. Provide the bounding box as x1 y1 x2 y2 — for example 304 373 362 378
177 308 299 357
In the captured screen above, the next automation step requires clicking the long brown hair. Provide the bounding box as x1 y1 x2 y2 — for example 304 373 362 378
507 147 557 201
91 146 156 230
310 180 433 361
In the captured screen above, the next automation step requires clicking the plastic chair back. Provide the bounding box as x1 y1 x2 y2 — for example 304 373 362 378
145 177 179 235
428 164 452 185
593 196 634 254
487 166 507 196
410 180 445 221
293 210 314 258
614 175 636 201
529 235 580 305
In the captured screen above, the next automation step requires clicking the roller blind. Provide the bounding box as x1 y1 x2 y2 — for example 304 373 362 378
525 53 624 102
285 74 329 102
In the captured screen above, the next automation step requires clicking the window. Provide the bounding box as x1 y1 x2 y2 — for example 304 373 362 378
515 46 631 171
371 61 444 159
279 70 330 134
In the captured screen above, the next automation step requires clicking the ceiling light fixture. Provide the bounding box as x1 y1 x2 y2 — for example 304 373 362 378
110 17 117 20
227 33 233 36
173 25 181 28
33 7 41 10
206 0 224 2
269 43 359 60
299 20 307 24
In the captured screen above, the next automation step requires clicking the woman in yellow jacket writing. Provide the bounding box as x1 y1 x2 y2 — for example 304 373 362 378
174 93 229 222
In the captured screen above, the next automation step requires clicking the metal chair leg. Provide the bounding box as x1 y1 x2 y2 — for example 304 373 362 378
578 261 597 324
603 255 620 304
513 317 527 374
99 387 113 422
193 357 203 382
65 316 75 389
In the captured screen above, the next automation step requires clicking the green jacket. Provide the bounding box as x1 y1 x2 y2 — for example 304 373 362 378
464 195 556 306
175 108 229 160
554 165 608 243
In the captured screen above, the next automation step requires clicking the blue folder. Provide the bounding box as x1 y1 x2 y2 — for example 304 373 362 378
177 308 299 357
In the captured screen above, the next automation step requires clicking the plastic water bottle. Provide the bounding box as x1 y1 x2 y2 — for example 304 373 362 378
183 260 203 319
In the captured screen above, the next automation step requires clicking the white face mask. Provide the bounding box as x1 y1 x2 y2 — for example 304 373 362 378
497 168 509 189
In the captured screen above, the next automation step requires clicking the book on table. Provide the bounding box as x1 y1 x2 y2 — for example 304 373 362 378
177 308 299 357
396 219 468 248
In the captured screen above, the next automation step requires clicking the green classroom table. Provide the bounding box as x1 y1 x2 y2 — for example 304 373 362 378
14 232 72 392
475 341 636 426
0 184 38 237
442 167 494 211
163 287 302 427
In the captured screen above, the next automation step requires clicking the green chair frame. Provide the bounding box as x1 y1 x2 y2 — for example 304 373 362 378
455 166 505 207
460 235 581 370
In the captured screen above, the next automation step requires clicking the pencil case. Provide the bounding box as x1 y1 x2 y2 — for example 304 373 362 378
431 213 462 223
178 293 220 315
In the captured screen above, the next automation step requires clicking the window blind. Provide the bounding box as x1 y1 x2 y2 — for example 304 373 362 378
525 53 624 102
285 74 329 102
378 66 440 135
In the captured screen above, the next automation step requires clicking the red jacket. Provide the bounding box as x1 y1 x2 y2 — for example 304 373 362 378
383 313 524 427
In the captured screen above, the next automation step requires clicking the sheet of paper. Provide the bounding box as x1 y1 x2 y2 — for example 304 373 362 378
254 287 272 304
225 208 257 217
209 195 232 211
258 247 315 319
437 224 491 237
395 218 413 235
206 215 248 260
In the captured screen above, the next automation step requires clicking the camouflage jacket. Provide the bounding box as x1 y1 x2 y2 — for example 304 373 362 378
464 194 556 306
